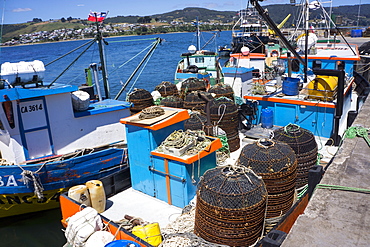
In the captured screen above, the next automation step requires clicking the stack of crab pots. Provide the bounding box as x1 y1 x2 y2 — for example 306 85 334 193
194 165 268 247
154 81 179 97
160 95 184 108
210 97 240 152
238 139 297 219
184 111 207 131
208 83 234 100
127 88 154 114
273 124 318 189
180 77 208 98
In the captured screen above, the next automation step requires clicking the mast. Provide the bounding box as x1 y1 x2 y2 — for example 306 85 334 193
196 16 200 51
94 12 110 99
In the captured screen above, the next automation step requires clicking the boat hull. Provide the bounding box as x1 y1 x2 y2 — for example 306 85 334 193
0 147 127 218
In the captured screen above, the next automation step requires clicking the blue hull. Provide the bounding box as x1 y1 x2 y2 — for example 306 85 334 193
0 147 127 218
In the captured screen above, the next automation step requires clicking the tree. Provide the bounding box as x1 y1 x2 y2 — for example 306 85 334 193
67 17 73 22
32 18 42 23
61 17 66 23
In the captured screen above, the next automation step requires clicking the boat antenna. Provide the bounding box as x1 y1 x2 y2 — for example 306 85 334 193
93 11 110 99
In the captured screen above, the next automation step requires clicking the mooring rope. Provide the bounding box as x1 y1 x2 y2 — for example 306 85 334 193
21 170 44 200
316 184 370 194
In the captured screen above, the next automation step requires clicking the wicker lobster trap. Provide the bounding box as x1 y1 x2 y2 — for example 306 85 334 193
127 88 154 114
180 77 208 98
194 165 267 247
210 97 240 152
273 124 318 188
238 139 297 218
159 95 184 108
154 81 179 97
208 83 234 100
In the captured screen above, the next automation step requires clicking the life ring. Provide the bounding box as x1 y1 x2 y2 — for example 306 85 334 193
270 49 279 57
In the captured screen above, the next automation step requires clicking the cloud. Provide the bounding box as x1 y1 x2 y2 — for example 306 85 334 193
77 4 85 7
12 8 32 13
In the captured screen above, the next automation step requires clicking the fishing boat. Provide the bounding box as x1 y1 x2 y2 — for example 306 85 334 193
0 14 162 218
231 7 290 54
174 18 223 87
59 2 370 247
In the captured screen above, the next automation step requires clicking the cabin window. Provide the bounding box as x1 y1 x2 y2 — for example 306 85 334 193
195 57 204 63
292 59 300 72
336 61 345 70
2 101 15 129
313 60 322 69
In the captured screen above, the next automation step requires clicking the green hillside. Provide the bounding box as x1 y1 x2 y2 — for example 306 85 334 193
1 4 369 43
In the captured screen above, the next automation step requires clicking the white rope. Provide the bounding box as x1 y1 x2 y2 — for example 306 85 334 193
21 170 44 200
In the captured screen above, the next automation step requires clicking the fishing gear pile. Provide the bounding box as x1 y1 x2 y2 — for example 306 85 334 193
238 139 297 219
273 124 318 188
194 165 267 246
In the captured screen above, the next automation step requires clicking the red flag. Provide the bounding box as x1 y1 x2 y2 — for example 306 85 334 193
88 11 107 22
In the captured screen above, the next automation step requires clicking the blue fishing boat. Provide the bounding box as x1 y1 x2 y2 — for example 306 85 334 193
174 18 223 87
0 16 162 218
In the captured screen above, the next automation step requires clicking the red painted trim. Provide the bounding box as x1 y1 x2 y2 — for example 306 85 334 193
243 95 336 108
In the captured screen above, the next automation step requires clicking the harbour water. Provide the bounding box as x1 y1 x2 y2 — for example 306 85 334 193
0 31 232 247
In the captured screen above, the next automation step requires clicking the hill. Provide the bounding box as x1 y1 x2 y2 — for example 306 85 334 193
1 4 369 43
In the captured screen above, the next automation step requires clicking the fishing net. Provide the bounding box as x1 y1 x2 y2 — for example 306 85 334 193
127 88 154 114
208 83 234 100
154 81 179 97
273 124 318 188
238 139 297 218
160 95 184 108
195 165 267 246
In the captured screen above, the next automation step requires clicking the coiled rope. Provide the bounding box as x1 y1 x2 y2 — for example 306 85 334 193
138 106 165 120
156 130 211 156
160 207 228 247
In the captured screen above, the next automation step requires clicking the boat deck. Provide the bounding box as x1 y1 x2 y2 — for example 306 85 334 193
281 95 370 246
101 187 183 229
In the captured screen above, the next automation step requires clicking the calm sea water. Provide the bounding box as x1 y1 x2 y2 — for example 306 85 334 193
0 31 232 247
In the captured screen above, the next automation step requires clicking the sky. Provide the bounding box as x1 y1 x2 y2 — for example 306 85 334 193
1 0 368 24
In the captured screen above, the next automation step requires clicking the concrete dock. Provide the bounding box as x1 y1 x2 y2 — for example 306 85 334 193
281 94 370 245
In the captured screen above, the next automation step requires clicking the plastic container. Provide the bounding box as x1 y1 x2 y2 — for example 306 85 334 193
104 240 140 247
282 77 300 96
261 108 273 129
350 29 363 38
